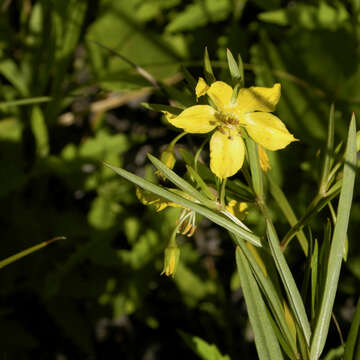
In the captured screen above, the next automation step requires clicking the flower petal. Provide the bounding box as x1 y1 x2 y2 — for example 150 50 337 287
210 129 245 179
244 112 297 151
195 77 209 99
165 105 217 133
206 81 234 112
235 83 281 113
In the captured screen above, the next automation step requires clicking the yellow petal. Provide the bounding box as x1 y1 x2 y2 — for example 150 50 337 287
244 112 297 151
195 77 209 99
235 83 281 114
165 105 217 133
206 81 234 112
209 129 245 179
258 145 271 172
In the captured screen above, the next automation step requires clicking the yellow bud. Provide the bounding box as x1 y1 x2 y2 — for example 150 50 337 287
161 246 180 277
258 145 271 172
160 148 176 169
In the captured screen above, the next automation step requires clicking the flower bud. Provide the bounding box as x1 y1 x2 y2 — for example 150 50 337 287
258 145 271 172
160 147 176 169
161 245 180 277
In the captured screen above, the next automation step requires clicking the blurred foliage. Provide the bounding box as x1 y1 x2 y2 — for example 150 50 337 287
0 0 359 359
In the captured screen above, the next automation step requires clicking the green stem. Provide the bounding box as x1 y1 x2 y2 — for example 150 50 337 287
220 178 227 207
194 137 209 172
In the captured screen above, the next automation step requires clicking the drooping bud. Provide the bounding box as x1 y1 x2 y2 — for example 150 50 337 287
160 147 176 169
161 244 180 277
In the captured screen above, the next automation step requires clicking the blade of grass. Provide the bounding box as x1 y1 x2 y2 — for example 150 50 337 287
0 236 65 269
236 246 284 360
104 162 262 247
310 115 356 360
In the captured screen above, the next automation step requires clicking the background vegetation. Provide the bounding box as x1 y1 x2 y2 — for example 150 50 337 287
0 0 359 359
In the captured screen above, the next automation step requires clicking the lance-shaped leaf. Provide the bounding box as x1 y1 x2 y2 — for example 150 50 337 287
310 115 357 360
0 237 65 269
148 153 218 209
231 233 299 358
266 216 312 344
104 162 262 247
344 297 360 360
236 246 284 360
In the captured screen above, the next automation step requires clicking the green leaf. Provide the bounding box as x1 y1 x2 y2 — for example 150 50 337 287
231 233 298 358
265 216 311 344
311 239 318 322
186 165 217 201
310 115 357 360
147 153 218 209
204 47 216 84
141 102 184 114
165 0 232 33
319 104 335 195
104 162 262 247
236 247 284 360
31 106 49 157
226 48 242 84
344 297 360 360
267 173 308 255
179 330 231 360
0 96 52 108
0 237 65 269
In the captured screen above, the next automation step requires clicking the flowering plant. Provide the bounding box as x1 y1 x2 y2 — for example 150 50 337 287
105 49 357 360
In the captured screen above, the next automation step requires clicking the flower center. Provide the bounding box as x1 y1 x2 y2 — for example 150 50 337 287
215 111 239 128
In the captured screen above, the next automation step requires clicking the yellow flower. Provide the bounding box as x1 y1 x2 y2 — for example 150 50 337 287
164 78 297 179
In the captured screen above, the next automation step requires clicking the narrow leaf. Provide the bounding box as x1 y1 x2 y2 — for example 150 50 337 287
267 173 308 255
226 48 242 82
141 102 183 114
232 233 299 357
319 104 335 195
0 96 52 108
344 297 360 360
310 115 357 360
236 247 284 360
204 47 216 84
31 106 49 157
148 153 218 209
266 217 312 344
186 165 217 200
0 237 65 269
104 162 262 247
